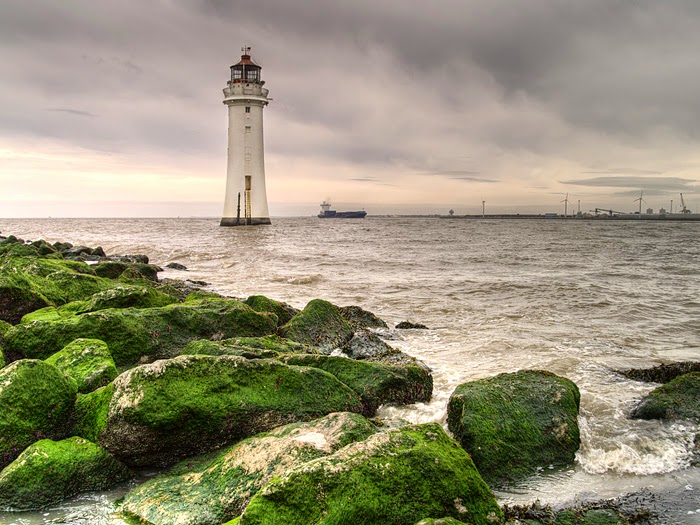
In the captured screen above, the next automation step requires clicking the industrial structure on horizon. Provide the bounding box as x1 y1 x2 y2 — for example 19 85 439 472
220 47 271 226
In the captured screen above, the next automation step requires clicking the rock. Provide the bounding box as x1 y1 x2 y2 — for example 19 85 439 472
85 285 179 311
30 239 57 256
45 338 118 394
165 262 188 271
0 360 77 470
237 423 502 525
74 383 115 443
283 354 432 417
93 261 130 279
181 335 315 359
396 321 429 329
447 369 581 485
342 329 395 360
631 372 700 421
121 412 377 525
278 299 354 353
118 263 162 282
617 361 700 384
339 305 388 330
62 246 93 258
3 297 278 367
86 355 363 467
112 254 150 264
0 437 130 510
0 273 51 325
244 295 298 326
92 246 106 257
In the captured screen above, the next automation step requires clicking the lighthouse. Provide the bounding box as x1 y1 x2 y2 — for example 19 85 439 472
220 47 271 226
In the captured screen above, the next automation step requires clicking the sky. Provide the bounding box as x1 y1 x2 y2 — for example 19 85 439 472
2 0 700 217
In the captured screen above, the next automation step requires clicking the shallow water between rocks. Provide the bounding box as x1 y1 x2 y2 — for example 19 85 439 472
0 216 698 524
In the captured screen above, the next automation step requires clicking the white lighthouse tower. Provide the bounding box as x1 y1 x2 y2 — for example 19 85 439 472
220 47 271 226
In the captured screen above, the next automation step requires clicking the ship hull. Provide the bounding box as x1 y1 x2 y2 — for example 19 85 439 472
318 210 367 219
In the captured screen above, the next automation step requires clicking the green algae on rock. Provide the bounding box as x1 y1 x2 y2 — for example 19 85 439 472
74 383 115 443
237 423 502 525
415 519 470 525
339 305 388 330
45 338 118 394
283 354 432 417
181 335 315 359
94 355 363 467
447 369 581 486
85 285 179 311
244 295 299 327
122 412 377 525
631 372 700 422
0 359 77 470
278 299 354 353
0 436 130 510
3 297 278 366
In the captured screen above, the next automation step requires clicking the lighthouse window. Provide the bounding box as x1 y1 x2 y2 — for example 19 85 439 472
245 126 251 133
246 69 259 81
245 106 251 113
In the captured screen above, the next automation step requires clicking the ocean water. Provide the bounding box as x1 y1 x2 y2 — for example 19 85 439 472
0 216 698 524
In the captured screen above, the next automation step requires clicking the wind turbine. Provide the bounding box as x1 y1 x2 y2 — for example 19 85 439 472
561 193 570 217
634 190 646 214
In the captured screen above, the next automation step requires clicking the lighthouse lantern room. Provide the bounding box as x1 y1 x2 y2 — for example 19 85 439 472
220 47 271 226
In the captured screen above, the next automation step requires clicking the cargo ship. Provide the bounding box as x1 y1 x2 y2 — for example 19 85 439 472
318 201 367 219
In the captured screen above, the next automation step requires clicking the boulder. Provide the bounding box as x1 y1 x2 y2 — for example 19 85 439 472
0 360 77 470
45 338 118 394
244 295 298 326
237 423 502 525
93 261 130 279
0 273 51 325
631 372 700 421
342 329 395 360
85 285 179 311
278 299 354 353
121 412 377 525
165 262 188 271
0 437 130 510
339 305 388 330
283 354 432 417
3 297 278 366
617 361 700 384
396 321 429 329
83 355 363 467
181 335 315 359
447 370 581 485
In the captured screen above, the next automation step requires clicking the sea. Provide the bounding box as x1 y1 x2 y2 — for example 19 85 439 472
0 216 698 524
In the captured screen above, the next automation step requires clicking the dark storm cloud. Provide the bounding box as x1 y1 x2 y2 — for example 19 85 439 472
2 0 700 174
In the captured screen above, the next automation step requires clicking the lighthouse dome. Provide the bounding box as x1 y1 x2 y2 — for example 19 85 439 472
230 48 262 83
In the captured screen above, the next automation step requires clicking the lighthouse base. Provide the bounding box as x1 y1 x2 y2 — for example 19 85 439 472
220 217 272 227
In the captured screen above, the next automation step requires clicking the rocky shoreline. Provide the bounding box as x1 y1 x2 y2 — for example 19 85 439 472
0 234 697 524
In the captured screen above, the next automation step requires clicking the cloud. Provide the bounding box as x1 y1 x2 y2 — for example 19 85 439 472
46 108 97 118
561 176 699 190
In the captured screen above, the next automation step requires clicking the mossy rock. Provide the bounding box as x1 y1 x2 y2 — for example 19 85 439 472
74 383 115 443
181 335 315 359
0 273 51 324
85 285 179 311
0 359 77 470
0 436 130 510
447 370 581 486
0 320 11 336
244 295 298 326
631 372 700 421
339 305 388 330
117 263 161 282
93 261 130 279
238 423 502 525
0 346 4 369
20 301 91 324
278 299 354 353
122 412 377 525
283 354 432 417
4 298 278 367
45 338 118 394
94 355 364 467
342 329 396 360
